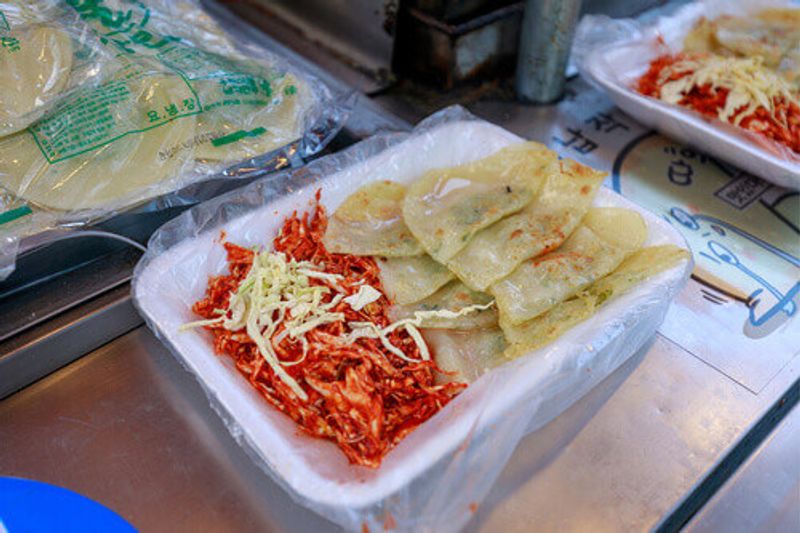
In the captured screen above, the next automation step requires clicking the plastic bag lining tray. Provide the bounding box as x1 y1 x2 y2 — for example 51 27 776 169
133 119 691 515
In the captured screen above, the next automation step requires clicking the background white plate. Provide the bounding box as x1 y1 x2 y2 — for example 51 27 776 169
578 2 800 189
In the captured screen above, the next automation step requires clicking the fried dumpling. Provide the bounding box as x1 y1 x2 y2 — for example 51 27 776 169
491 207 647 326
378 254 454 305
426 327 507 384
389 280 497 330
715 10 800 69
402 142 556 263
683 9 800 89
502 245 689 356
323 180 424 257
447 158 605 291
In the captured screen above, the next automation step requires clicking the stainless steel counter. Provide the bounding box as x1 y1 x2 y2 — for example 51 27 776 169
0 328 336 532
468 338 798 532
686 402 800 532
2 325 796 532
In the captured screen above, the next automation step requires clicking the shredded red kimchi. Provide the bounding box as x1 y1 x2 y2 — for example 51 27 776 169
637 53 800 155
191 192 465 468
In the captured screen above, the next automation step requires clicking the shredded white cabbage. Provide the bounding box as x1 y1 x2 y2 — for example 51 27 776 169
181 250 342 400
343 284 383 311
658 55 797 126
182 249 495 399
346 301 495 363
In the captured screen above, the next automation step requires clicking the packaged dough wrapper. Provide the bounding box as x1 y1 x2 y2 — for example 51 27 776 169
0 0 347 280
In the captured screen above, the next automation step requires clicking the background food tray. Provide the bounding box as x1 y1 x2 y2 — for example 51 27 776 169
132 114 692 531
576 1 800 189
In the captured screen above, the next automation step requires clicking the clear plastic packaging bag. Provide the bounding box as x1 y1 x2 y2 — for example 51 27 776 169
0 0 347 280
0 1 111 136
573 0 800 188
132 106 692 532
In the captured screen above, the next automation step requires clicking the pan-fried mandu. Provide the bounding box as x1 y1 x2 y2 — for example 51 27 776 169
402 142 556 263
425 327 507 384
683 8 800 89
490 207 647 326
447 158 605 291
377 254 454 305
320 141 687 378
324 180 424 257
389 280 497 330
502 245 690 356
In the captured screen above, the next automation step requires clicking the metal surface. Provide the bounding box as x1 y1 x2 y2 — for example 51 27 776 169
253 0 669 92
218 1 391 94
0 247 140 343
0 327 337 532
392 3 523 88
661 377 799 531
2 327 796 531
0 284 142 399
468 339 799 532
239 0 396 90
201 0 409 136
406 0 517 22
516 0 583 103
686 402 800 532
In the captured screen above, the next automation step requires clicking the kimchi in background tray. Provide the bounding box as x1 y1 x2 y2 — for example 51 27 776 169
575 0 800 189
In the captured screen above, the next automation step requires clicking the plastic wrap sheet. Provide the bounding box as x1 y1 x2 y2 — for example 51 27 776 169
573 0 799 189
0 0 348 280
132 106 692 532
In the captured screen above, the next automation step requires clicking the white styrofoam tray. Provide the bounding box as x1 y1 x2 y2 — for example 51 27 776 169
579 2 799 189
133 120 692 518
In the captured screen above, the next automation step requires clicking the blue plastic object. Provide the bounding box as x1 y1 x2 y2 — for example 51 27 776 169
0 477 136 532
